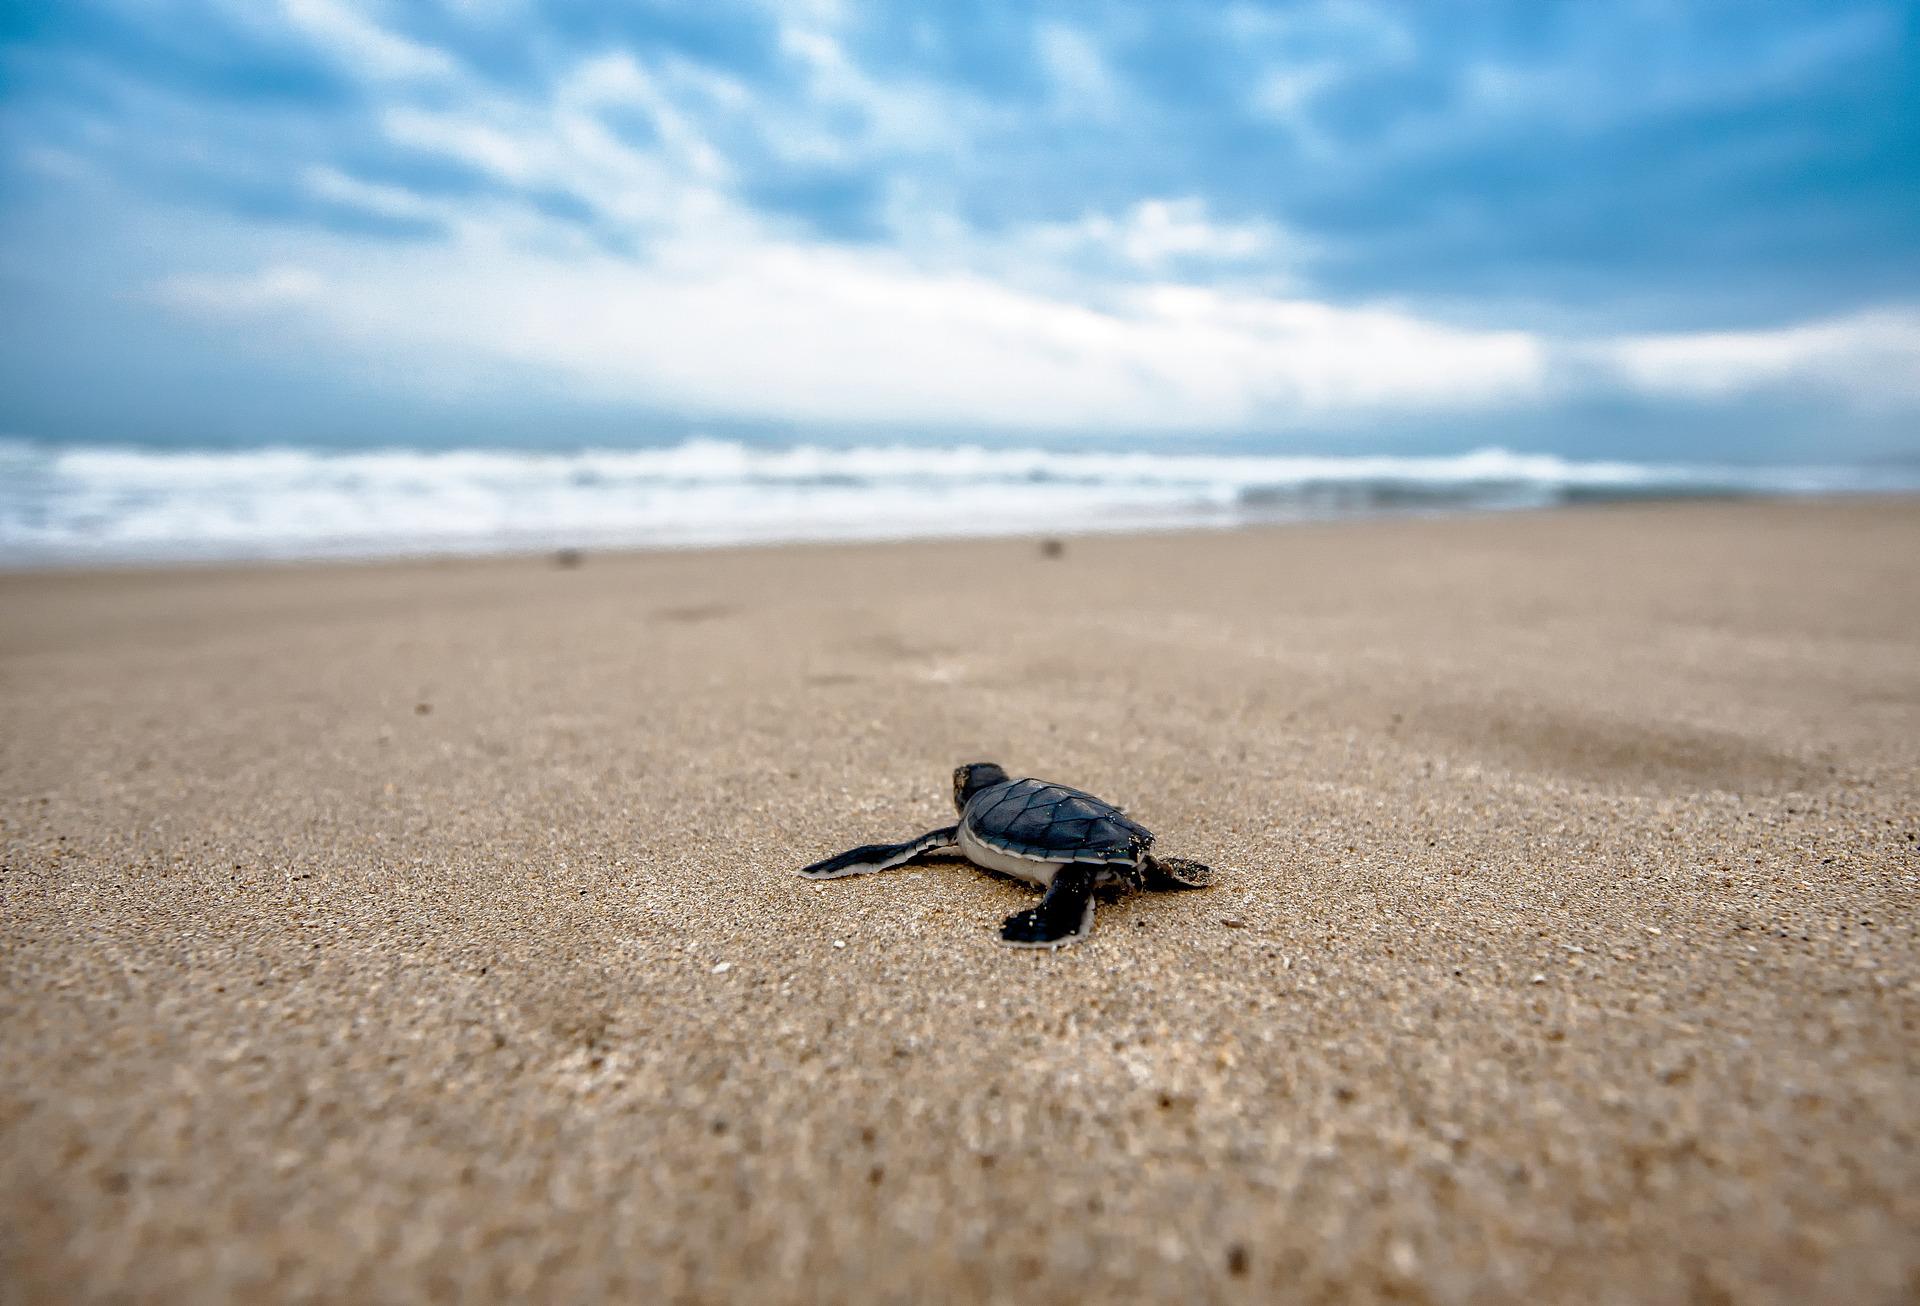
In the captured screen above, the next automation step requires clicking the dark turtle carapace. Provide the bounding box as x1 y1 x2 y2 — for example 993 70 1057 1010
798 763 1213 948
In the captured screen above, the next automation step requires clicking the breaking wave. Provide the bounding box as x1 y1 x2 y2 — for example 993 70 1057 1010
0 437 1907 565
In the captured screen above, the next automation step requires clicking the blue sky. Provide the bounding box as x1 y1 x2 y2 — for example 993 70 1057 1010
2 0 1916 459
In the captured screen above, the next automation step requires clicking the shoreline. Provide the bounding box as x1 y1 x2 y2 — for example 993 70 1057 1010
9 432 1918 572
4 489 1915 578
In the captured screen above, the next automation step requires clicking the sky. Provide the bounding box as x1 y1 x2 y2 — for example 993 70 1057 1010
1 0 1916 461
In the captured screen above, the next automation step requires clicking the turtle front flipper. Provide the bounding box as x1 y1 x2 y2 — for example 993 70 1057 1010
797 826 959 880
1143 854 1213 889
999 865 1099 948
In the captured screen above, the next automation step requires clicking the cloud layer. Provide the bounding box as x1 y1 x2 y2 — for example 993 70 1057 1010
3 0 1917 454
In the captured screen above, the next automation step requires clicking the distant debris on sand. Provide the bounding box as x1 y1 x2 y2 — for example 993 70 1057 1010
553 547 585 569
1039 537 1065 559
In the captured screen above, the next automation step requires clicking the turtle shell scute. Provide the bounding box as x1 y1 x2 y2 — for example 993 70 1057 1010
964 778 1152 861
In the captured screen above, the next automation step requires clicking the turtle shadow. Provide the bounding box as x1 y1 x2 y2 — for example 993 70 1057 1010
913 855 1146 906
910 855 1048 901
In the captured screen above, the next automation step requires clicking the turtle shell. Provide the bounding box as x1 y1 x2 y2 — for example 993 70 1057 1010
963 777 1152 862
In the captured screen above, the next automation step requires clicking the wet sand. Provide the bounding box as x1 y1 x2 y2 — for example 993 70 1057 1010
2 499 1917 1303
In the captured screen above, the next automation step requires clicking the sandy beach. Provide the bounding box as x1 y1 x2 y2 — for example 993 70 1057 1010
2 499 1916 1303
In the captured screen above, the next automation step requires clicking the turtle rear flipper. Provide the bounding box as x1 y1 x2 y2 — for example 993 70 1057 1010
999 865 1098 948
798 826 958 880
1143 855 1213 889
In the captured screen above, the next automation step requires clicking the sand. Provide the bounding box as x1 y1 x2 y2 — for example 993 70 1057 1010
2 499 1917 1304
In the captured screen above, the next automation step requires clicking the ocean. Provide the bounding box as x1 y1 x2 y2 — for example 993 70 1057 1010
0 437 1909 567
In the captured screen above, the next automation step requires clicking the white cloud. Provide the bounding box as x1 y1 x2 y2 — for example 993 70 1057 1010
558 52 737 183
158 207 1920 432
771 23 988 164
304 165 441 222
135 15 1920 438
1036 23 1122 117
1069 198 1285 268
279 0 455 82
1601 310 1920 406
153 265 326 313
151 219 1547 431
377 90 740 242
382 108 536 184
1253 64 1341 119
103 33 1557 432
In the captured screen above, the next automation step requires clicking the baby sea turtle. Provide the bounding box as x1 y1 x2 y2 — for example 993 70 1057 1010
798 762 1213 948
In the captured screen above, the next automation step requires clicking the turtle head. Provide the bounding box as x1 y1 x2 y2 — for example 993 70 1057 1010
952 762 1008 813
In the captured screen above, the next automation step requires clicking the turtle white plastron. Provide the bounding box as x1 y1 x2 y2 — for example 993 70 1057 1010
797 763 1213 949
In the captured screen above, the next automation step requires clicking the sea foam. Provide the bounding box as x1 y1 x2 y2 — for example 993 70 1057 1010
0 437 1904 565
